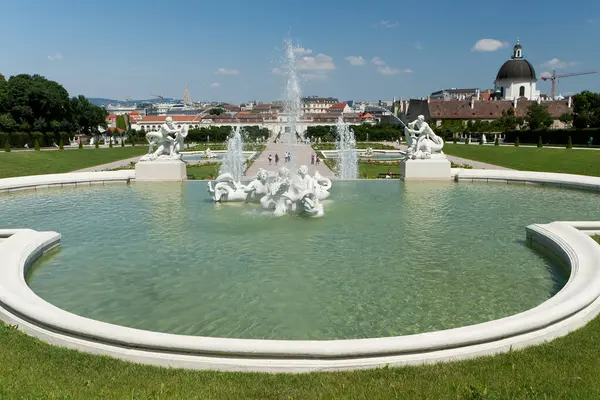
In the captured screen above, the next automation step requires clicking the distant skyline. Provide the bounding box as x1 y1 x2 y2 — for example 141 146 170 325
1 0 599 103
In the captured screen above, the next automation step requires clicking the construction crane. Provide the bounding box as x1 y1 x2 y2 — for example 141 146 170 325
541 70 597 99
151 94 164 101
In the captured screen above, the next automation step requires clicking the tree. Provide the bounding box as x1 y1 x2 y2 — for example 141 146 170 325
572 91 600 129
525 104 553 130
537 136 543 148
59 137 64 150
116 115 127 130
0 113 17 132
4 139 10 152
208 107 224 116
567 136 573 149
515 136 520 147
559 112 574 129
34 138 40 150
494 135 499 146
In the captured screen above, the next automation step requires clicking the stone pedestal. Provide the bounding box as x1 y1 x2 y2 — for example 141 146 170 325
400 158 451 181
135 160 187 181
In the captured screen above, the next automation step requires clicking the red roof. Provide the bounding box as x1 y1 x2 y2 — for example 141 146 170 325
107 127 125 133
106 114 117 120
129 111 141 116
361 113 375 119
426 99 570 119
329 103 348 110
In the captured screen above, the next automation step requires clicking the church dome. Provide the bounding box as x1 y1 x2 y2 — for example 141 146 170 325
495 40 537 81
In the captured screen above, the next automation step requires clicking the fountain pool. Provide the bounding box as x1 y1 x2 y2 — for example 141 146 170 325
4 180 600 341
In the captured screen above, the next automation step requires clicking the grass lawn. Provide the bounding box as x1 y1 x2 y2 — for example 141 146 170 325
186 163 220 180
3 312 600 398
312 142 397 151
0 147 148 179
444 144 600 176
359 162 401 178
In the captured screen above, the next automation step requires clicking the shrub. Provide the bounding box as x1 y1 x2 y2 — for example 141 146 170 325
121 138 125 147
59 138 64 150
78 140 83 149
4 140 10 152
567 136 573 149
479 136 483 145
515 137 520 147
95 139 99 149
34 138 40 151
494 136 499 146
453 137 457 144
537 136 543 148
465 137 470 145
109 138 113 148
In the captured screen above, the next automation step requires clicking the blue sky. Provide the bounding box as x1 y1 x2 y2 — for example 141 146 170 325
1 0 599 103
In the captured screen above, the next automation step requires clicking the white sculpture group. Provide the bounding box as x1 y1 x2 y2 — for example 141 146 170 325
207 166 332 217
404 115 445 159
140 117 188 161
203 148 217 158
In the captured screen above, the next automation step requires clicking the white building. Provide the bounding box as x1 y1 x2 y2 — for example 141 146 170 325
494 40 540 101
300 96 338 114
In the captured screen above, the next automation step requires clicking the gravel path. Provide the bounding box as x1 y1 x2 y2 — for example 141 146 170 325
245 142 335 177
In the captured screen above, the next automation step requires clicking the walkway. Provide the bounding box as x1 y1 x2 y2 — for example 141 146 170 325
380 141 512 170
73 155 143 172
245 142 335 177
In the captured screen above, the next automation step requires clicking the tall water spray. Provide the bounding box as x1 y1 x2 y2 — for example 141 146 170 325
282 39 302 147
335 116 358 179
219 126 245 182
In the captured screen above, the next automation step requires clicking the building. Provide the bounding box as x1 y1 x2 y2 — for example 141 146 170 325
328 103 352 113
403 97 572 130
430 88 480 100
494 40 540 100
301 96 339 114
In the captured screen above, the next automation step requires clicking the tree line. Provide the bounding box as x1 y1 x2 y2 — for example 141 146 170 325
181 125 270 142
306 123 402 142
0 73 107 147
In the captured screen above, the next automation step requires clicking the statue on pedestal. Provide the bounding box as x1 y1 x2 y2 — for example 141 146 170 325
140 117 187 161
404 115 445 159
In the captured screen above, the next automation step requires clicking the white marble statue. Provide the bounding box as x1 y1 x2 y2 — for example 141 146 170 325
207 165 328 217
203 147 217 159
364 147 374 157
404 115 445 159
481 134 487 144
140 117 187 161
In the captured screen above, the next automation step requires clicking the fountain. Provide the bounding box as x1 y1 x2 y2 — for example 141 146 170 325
219 126 246 182
207 39 333 217
335 116 358 179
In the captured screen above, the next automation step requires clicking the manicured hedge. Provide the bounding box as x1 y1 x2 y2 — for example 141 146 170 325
504 128 600 145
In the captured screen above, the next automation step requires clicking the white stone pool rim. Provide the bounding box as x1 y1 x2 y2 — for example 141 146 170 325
1 169 600 372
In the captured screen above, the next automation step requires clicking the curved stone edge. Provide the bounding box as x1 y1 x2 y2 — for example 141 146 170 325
0 170 135 192
1 170 600 372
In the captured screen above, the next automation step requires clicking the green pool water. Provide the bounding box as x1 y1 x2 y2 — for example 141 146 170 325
2 180 599 340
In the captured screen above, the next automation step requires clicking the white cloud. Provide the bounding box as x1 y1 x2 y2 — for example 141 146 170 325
210 82 220 87
370 57 412 75
377 66 412 75
296 53 335 71
292 47 312 56
345 56 366 66
471 39 509 52
215 68 240 75
371 57 386 66
47 53 63 61
541 58 578 69
377 20 398 28
540 71 552 79
415 42 423 50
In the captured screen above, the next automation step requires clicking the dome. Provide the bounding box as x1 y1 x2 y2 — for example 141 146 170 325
496 59 537 81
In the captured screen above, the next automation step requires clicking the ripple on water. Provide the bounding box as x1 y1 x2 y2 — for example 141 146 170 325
2 181 597 339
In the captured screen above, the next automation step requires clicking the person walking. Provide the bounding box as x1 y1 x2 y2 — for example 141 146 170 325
275 153 279 165
268 154 272 165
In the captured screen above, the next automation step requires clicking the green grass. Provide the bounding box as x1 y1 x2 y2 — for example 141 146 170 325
186 163 220 180
0 147 148 179
444 144 600 176
593 236 600 245
3 312 600 399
